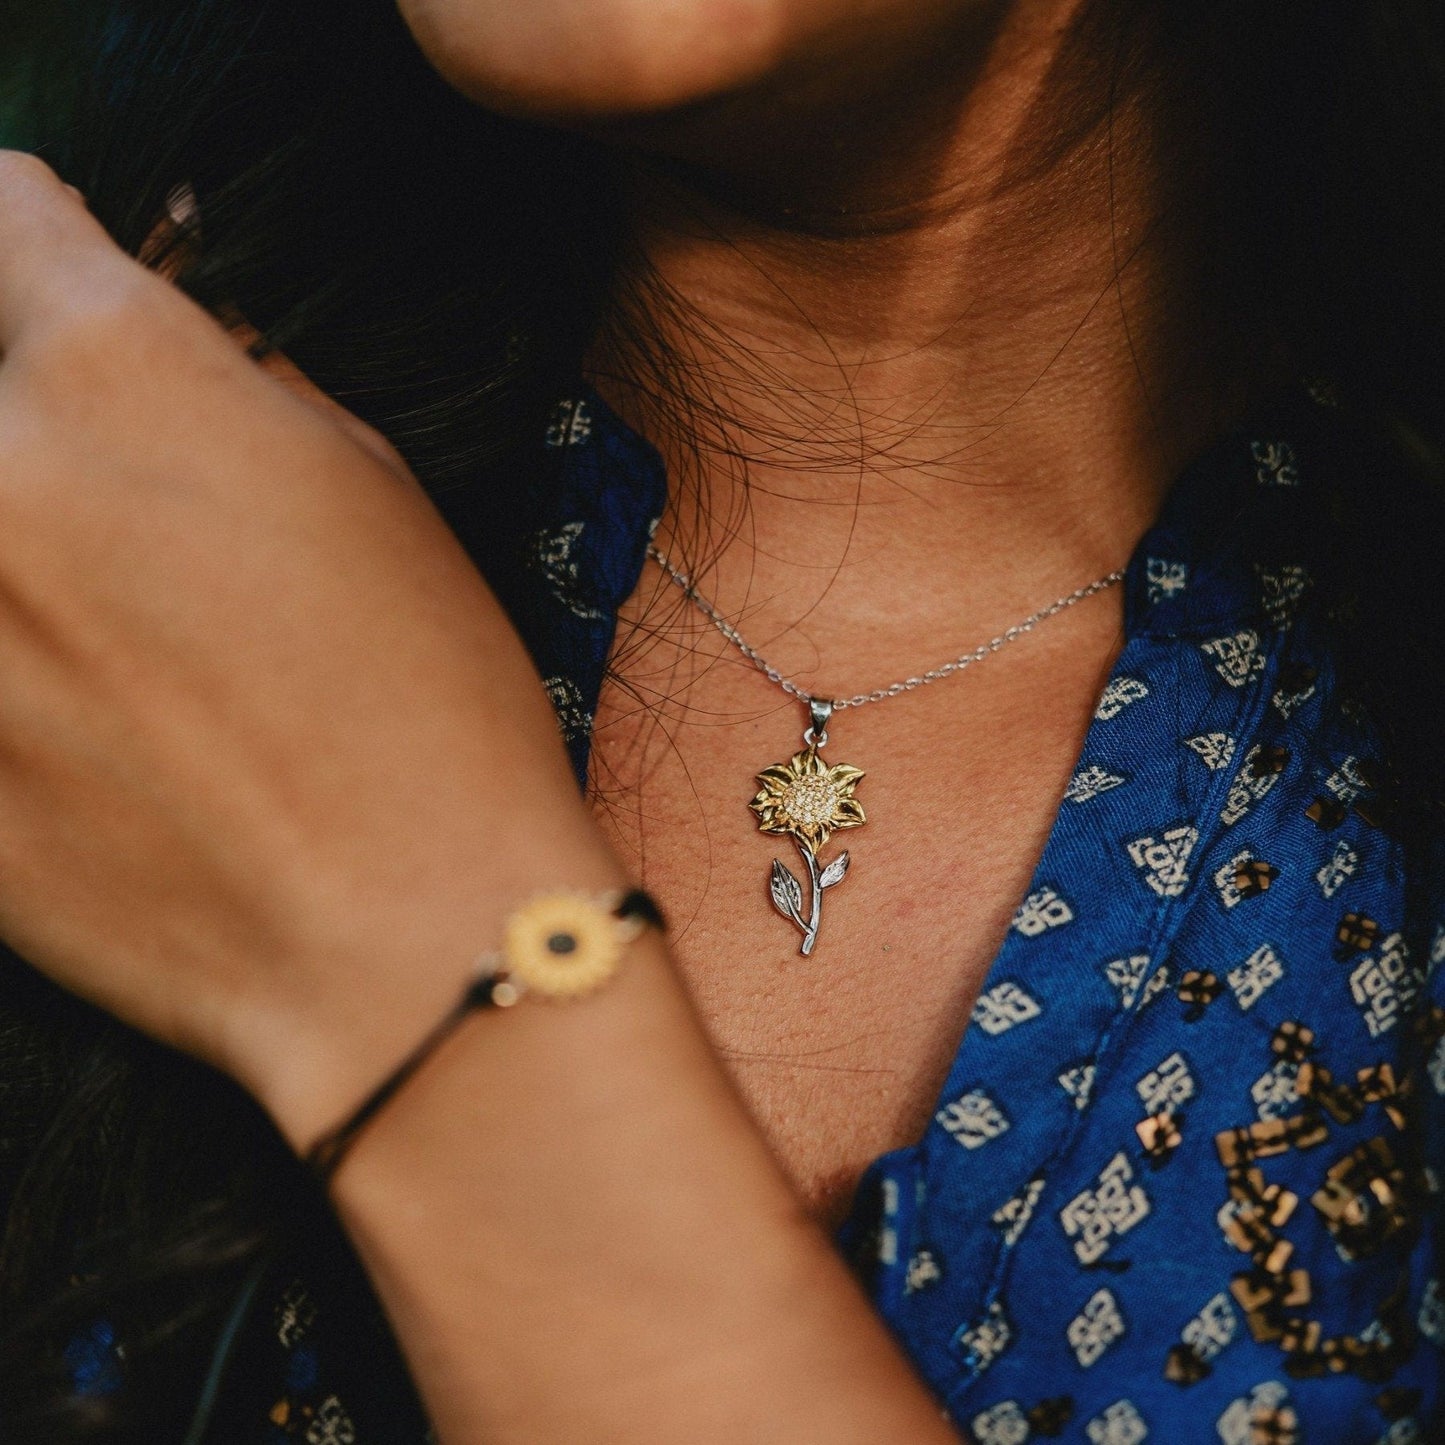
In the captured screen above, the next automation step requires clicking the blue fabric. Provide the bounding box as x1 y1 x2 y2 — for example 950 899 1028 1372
512 396 670 788
529 386 1445 1443
64 1318 122 1398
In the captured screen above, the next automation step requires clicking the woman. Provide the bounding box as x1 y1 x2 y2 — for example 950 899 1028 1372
0 0 1443 1439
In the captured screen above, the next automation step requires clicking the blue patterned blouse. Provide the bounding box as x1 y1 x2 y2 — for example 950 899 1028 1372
82 384 1445 1444
518 383 1445 1445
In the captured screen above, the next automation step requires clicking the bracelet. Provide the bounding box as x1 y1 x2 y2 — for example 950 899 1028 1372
303 887 665 1185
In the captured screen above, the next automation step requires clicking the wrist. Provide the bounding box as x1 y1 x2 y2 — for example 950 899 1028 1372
225 821 632 1156
303 886 666 1183
309 927 953 1445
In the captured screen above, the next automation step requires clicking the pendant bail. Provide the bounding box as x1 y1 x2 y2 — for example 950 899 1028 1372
804 697 834 750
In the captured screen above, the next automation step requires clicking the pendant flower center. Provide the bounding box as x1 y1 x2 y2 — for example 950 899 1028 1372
781 775 841 829
749 748 867 853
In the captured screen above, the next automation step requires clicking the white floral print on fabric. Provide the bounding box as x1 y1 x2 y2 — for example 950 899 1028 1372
1067 1289 1127 1367
1251 1060 1302 1120
1065 764 1128 803
1417 1279 1445 1347
1145 557 1188 604
1221 743 1286 826
1012 886 1074 936
1094 676 1149 720
1184 732 1237 771
544 397 593 448
936 1090 1010 1150
1134 1052 1195 1115
1180 1292 1237 1364
1101 953 1168 1011
905 1250 942 1294
1058 1062 1097 1111
971 1399 1030 1445
1127 826 1198 899
1316 839 1359 898
1255 563 1312 628
305 1396 357 1445
1226 942 1286 1010
1349 933 1424 1038
1086 1399 1148 1445
1216 1382 1297 1445
1059 1154 1151 1266
972 981 1043 1036
543 675 592 743
1201 629 1266 688
992 1176 1047 1247
957 1301 1013 1373
1252 439 1300 486
530 521 607 620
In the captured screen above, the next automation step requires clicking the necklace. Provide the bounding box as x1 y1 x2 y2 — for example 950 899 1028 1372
647 542 1126 955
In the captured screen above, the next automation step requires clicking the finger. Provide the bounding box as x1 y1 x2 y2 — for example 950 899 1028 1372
0 151 133 352
0 153 410 479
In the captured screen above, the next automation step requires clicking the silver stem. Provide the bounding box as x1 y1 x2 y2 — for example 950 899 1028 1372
798 841 822 956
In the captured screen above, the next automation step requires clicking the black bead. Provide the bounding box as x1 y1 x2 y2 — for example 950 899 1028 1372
615 888 666 931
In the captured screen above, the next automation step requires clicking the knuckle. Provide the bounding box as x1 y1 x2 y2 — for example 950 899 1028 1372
30 279 158 367
0 149 63 194
43 254 203 350
11 281 192 431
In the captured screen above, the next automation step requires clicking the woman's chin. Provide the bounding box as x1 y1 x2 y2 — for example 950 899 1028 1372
395 0 795 121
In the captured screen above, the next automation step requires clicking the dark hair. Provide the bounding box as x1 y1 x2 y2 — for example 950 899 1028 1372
1 0 1443 1437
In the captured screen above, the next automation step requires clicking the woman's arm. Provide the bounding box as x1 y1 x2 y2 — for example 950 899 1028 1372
0 154 954 1442
298 907 954 1443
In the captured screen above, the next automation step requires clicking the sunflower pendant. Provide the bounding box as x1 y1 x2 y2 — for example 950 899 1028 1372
747 700 865 955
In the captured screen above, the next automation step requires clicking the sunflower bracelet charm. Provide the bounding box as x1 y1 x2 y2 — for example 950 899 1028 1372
749 699 866 956
303 888 665 1185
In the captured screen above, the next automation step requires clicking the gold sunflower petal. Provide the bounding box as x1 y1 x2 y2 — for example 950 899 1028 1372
827 764 866 787
756 765 799 788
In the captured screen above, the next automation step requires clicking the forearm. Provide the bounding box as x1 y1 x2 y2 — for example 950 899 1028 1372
268 886 954 1443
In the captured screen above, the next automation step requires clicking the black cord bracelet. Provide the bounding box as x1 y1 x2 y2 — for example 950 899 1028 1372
304 888 664 1187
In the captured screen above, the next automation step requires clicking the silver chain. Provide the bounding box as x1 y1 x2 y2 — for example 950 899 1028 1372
646 543 1126 711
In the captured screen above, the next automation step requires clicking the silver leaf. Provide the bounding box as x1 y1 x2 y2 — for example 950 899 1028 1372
770 859 803 920
819 852 851 889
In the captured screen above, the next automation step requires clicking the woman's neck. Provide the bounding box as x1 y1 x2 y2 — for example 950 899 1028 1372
589 0 1283 686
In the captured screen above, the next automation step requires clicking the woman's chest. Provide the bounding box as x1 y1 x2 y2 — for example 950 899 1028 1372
589 623 1121 1222
590 596 1445 1440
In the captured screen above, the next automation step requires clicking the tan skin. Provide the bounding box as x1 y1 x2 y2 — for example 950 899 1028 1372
0 0 1280 1437
584 0 1265 1221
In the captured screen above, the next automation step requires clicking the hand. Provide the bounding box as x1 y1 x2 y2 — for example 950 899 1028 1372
0 153 621 1146
0 163 958 1445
